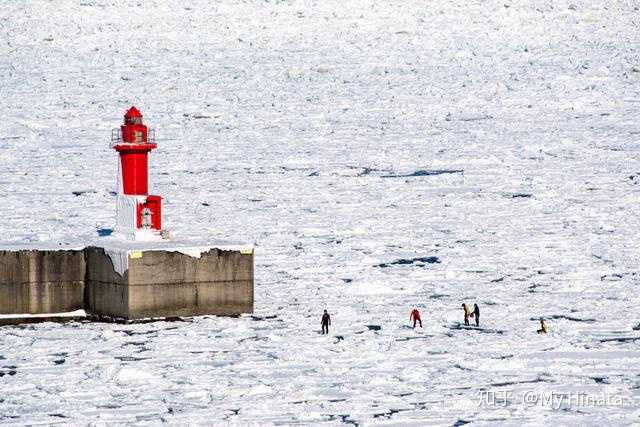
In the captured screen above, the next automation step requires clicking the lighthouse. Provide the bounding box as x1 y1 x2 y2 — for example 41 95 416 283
111 106 164 240
0 106 254 323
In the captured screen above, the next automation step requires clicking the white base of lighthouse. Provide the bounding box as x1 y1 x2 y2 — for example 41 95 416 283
115 195 165 241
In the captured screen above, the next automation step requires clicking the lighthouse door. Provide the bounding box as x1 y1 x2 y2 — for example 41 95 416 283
141 207 153 229
136 196 162 230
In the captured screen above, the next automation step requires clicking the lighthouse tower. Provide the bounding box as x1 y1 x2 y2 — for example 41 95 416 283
111 106 164 240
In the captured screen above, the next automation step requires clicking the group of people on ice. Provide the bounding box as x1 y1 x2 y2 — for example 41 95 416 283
320 305 549 334
410 303 481 328
461 303 480 327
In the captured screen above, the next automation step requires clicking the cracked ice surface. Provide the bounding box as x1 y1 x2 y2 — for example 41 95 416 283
1 0 640 424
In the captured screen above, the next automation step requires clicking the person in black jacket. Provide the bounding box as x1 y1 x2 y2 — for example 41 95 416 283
473 303 480 327
321 309 331 334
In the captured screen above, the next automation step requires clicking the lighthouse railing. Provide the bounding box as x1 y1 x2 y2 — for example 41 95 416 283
110 128 156 147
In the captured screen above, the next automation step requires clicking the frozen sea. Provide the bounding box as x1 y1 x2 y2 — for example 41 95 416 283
1 0 640 424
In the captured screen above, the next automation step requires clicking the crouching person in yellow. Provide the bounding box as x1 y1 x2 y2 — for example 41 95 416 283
537 318 548 334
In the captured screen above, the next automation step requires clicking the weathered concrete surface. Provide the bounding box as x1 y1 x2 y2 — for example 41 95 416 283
0 244 254 323
84 247 129 319
0 250 85 315
84 246 254 320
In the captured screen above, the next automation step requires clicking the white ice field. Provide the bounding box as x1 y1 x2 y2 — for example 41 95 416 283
1 0 640 425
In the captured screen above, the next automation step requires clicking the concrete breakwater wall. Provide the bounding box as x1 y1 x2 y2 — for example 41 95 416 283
0 249 86 315
0 245 253 323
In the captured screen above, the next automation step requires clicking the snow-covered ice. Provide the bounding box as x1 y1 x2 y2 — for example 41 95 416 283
1 0 640 424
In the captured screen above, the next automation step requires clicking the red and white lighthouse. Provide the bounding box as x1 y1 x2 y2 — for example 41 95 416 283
111 106 164 240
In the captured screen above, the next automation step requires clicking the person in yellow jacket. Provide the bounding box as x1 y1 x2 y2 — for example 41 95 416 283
537 318 548 334
462 303 473 326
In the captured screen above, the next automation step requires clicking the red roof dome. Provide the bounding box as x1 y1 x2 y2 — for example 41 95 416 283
124 106 142 119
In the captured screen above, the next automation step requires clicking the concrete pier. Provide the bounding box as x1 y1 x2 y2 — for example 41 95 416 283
0 240 253 324
0 248 86 315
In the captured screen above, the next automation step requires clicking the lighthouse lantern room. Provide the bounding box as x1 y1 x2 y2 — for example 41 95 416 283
111 106 164 240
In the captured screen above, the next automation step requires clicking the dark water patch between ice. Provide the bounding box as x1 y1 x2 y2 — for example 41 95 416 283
72 189 97 196
49 414 69 419
53 359 65 365
600 273 635 281
381 169 463 178
490 277 504 283
448 323 505 334
453 418 472 426
494 354 514 360
0 368 17 377
528 283 546 293
118 329 159 336
454 364 474 371
455 239 474 244
325 414 359 426
377 256 440 268
429 293 449 299
592 377 609 384
505 193 533 199
250 314 279 321
373 408 410 419
600 336 640 343
393 392 414 397
97 227 113 236
115 355 150 362
366 325 382 331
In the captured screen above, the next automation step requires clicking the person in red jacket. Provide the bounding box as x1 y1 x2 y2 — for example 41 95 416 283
410 308 422 328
